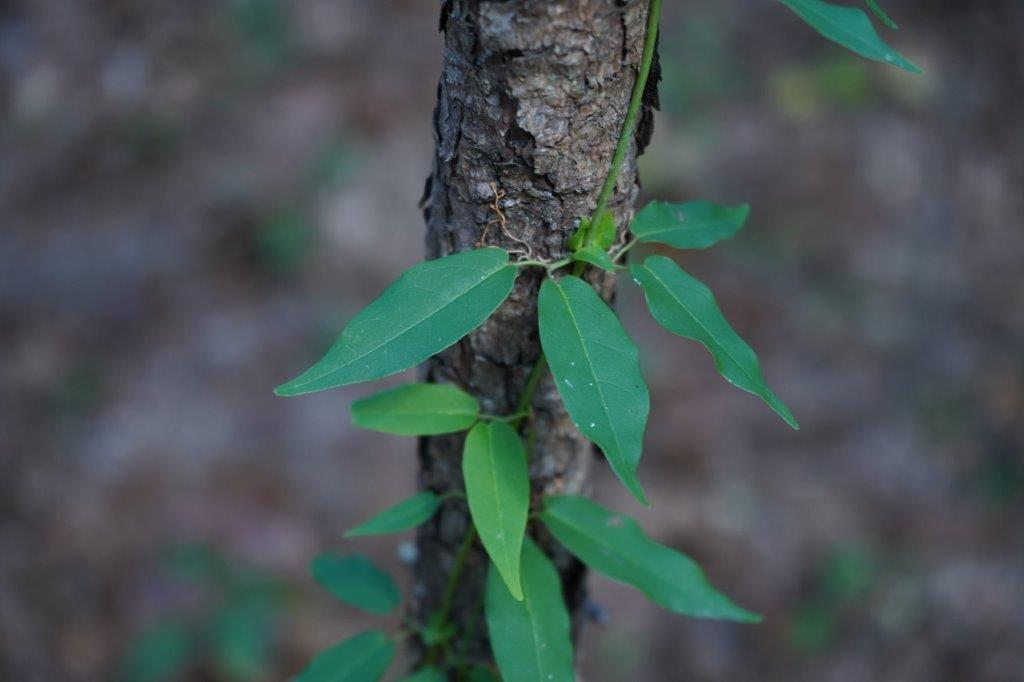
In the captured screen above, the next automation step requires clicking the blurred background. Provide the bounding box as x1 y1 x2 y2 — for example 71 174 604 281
2 1 1022 680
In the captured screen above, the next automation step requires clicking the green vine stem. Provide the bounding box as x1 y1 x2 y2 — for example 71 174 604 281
424 524 478 665
586 0 662 245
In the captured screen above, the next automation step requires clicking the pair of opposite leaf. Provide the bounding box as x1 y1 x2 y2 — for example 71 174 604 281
278 196 794 624
304 489 757 682
277 201 797 506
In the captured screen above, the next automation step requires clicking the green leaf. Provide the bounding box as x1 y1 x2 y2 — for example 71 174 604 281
345 492 442 538
631 256 798 429
571 245 617 273
538 276 650 505
309 554 400 615
778 0 920 73
540 495 760 622
463 421 530 600
590 210 617 250
209 602 273 680
865 0 898 30
295 630 394 682
276 248 517 396
399 667 446 682
351 383 479 436
485 539 575 682
630 200 750 250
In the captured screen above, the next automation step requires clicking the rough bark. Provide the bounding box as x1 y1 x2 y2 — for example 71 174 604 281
413 0 659 670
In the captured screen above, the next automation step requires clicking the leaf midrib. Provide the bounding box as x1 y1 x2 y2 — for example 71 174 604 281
635 215 735 240
292 261 509 390
639 263 762 393
349 498 434 534
545 510 671 599
518 563 550 680
552 280 626 461
362 407 477 418
785 0 878 55
330 635 387 682
481 426 518 593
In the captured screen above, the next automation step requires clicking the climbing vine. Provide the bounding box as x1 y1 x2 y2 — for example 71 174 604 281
276 1 918 680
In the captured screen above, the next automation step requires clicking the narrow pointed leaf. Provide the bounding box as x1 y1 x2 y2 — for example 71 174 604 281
399 667 446 682
295 630 394 682
541 495 760 622
778 0 920 73
571 245 617 273
538 276 650 505
345 492 442 538
351 383 479 435
463 421 529 600
309 554 400 615
631 256 798 429
865 0 898 30
630 200 750 250
276 248 517 396
485 539 575 682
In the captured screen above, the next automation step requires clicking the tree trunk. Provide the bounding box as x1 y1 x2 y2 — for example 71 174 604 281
413 0 659 670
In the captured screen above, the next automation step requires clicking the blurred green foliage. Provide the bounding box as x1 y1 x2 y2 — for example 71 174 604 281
119 544 291 682
787 545 878 655
228 0 294 69
254 208 314 277
659 9 746 117
770 58 876 120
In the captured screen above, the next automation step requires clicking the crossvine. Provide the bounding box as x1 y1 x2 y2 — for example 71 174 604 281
276 1 918 680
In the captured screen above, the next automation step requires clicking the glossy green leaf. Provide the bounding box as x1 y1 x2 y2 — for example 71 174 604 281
345 492 442 538
778 0 920 73
295 630 394 682
485 539 575 682
276 248 517 396
541 495 760 622
631 256 798 429
350 383 479 435
309 554 400 615
538 276 650 505
630 200 750 250
571 245 617 273
463 421 529 600
399 667 446 682
865 0 898 30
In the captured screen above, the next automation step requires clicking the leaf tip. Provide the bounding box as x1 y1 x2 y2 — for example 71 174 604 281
273 382 296 397
737 203 752 224
630 483 651 508
735 608 764 624
275 372 317 397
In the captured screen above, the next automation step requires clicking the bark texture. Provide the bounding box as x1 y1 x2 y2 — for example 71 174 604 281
414 0 659 669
